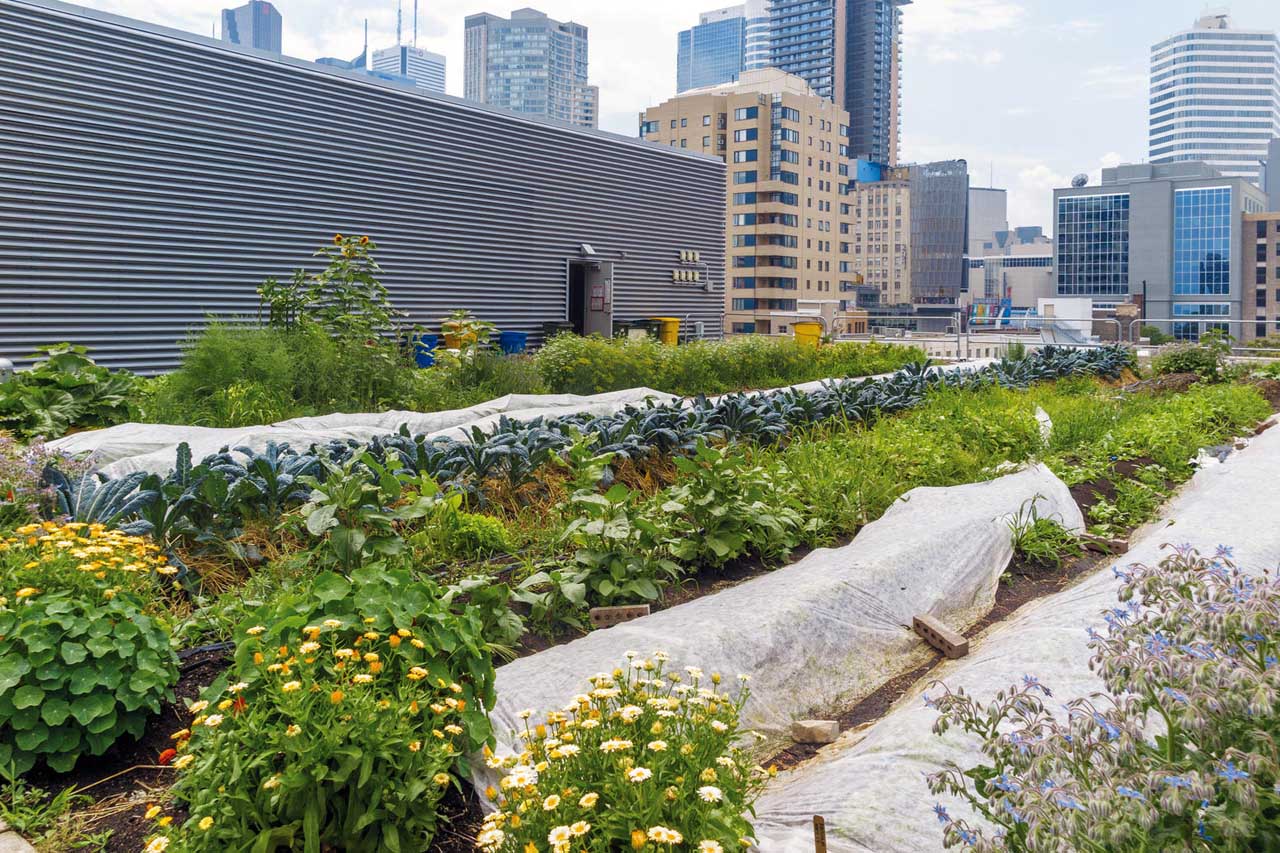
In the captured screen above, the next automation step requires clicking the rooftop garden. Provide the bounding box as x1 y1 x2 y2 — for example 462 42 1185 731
2 237 1277 853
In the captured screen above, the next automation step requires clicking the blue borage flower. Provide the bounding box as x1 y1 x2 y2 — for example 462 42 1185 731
1092 712 1121 741
933 804 950 825
1162 686 1189 704
1217 760 1249 782
1163 775 1192 789
1054 792 1085 811
1002 800 1026 824
1116 785 1145 801
1021 674 1052 697
1215 544 1234 559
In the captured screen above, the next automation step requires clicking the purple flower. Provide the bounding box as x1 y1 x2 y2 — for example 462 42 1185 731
933 804 951 825
1215 544 1234 559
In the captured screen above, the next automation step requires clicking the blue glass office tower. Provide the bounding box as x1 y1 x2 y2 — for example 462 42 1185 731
768 0 908 163
220 0 281 54
677 2 770 93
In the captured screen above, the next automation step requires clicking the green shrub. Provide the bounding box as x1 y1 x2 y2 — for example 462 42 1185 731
156 566 496 853
1152 342 1223 381
0 522 178 774
405 350 547 413
0 344 140 439
534 334 923 397
480 654 766 853
1140 324 1173 345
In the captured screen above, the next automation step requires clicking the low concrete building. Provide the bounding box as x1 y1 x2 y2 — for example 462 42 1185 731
1244 212 1280 340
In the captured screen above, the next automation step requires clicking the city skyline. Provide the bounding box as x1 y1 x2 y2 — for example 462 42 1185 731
68 0 1280 228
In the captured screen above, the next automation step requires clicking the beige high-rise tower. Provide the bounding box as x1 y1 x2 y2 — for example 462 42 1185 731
641 69 867 335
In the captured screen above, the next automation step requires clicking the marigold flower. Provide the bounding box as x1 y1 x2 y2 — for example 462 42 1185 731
409 741 421 752
285 724 301 737
204 714 224 728
144 837 169 853
631 829 648 849
173 754 195 770
648 827 683 845
579 792 599 808
217 699 233 711
330 690 345 704
353 674 373 684
300 642 320 654
14 587 38 598
323 619 342 628
281 681 302 693
699 842 723 853
157 748 177 765
627 767 653 783
368 661 383 674
263 775 282 790
548 825 572 845
246 626 265 636
253 652 264 665
145 805 162 819
198 816 214 831
410 638 425 649
388 634 401 648
697 785 723 802
485 785 498 801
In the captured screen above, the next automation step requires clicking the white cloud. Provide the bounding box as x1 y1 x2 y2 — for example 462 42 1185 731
905 0 1026 39
980 49 1004 66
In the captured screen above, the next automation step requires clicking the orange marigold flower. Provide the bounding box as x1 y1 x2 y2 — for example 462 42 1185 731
157 748 177 765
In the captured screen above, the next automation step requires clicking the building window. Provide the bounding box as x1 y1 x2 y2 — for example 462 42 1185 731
780 128 800 144
1259 268 1269 285
680 117 687 128
1258 288 1268 307
1056 193 1130 296
702 115 711 126
1259 221 1269 239
733 192 757 205
680 139 687 148
702 136 710 147
734 106 758 121
734 128 758 142
733 150 758 163
1259 243 1269 262
639 121 659 135
1173 187 1231 296
1172 302 1229 340
733 170 757 184
670 119 677 129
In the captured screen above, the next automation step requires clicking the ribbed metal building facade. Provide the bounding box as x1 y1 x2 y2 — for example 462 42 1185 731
0 0 726 371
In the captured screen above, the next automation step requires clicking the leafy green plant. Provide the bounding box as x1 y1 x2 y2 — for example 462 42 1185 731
440 308 497 351
0 523 178 774
657 441 814 567
1152 336 1228 381
0 435 89 528
154 565 494 852
560 484 680 605
1140 324 1173 345
0 776 98 850
1007 498 1082 571
0 344 139 439
407 492 512 564
479 653 767 852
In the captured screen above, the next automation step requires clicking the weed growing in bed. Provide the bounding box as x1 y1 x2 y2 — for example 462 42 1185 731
927 546 1280 852
1007 500 1082 572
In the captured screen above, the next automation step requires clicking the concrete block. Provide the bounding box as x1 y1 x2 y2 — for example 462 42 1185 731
791 719 840 744
0 830 35 853
588 604 650 629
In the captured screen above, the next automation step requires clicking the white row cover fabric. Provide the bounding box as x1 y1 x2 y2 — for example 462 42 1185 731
750 423 1280 852
49 358 994 480
49 389 676 478
475 464 1082 795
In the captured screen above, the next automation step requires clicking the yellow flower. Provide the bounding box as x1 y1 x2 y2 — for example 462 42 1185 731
198 816 214 831
570 821 591 837
353 674 373 684
263 775 282 790
626 767 653 783
323 619 343 628
548 826 573 845
281 681 302 693
524 843 537 853
173 754 195 770
409 741 421 752
631 829 648 849
542 794 561 810
144 837 170 853
330 690 345 704
444 724 463 735
246 626 266 636
647 827 683 845
647 740 668 752
700 768 717 783
144 805 162 820
699 842 724 853
157 816 173 827
407 666 428 681
433 772 450 786
217 699 233 711
285 724 301 737
14 587 38 599
485 785 498 801
410 638 425 649
203 714 224 728
300 642 320 654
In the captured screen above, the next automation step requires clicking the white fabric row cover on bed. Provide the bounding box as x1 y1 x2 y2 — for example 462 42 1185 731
476 463 1082 792
48 389 676 478
47 360 996 480
750 423 1280 852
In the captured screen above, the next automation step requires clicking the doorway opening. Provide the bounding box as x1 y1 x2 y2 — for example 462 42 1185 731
566 260 613 337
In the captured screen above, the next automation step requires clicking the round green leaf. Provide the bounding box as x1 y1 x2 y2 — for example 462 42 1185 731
12 684 45 709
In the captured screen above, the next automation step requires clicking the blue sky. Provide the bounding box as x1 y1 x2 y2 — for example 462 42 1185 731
73 0 1280 229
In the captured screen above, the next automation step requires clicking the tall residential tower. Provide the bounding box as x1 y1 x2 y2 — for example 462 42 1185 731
676 1 770 93
220 0 281 53
464 8 598 128
768 0 908 163
1149 12 1280 186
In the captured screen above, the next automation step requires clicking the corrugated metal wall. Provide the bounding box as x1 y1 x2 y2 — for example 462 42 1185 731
0 0 727 372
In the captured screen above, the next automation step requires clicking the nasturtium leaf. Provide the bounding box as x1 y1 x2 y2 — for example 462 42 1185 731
12 684 45 709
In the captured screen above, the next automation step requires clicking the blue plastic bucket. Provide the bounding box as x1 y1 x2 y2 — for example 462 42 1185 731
498 331 529 355
414 333 440 367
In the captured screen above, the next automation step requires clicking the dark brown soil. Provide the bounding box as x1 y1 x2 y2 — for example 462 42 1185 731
1247 378 1280 408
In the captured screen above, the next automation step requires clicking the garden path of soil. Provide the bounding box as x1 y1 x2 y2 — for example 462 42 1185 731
42 380 1280 851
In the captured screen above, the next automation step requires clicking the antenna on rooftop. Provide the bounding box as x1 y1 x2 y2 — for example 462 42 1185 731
414 0 418 47
396 0 402 46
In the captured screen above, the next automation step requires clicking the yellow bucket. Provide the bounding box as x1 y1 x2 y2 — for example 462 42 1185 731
649 317 681 346
793 321 823 348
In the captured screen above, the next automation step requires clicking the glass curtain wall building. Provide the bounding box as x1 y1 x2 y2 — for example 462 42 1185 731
220 0 281 53
1149 12 1280 186
1055 194 1131 297
372 45 446 94
768 0 907 163
677 1 770 92
463 9 598 128
907 159 968 306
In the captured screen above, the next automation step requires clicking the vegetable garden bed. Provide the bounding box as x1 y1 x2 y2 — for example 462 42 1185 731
4 344 1277 853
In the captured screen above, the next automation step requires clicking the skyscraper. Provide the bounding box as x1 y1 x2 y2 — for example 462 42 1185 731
1149 12 1280 186
676 1 770 93
464 9 598 128
220 0 281 54
373 46 446 93
768 0 908 163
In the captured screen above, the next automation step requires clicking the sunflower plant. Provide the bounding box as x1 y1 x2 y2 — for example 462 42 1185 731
148 566 496 853
479 653 767 853
0 521 178 774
